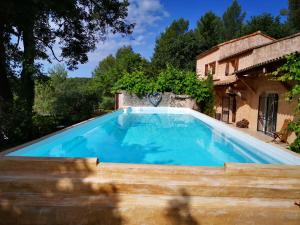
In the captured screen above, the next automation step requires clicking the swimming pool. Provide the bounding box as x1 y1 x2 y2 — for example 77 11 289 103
6 107 300 166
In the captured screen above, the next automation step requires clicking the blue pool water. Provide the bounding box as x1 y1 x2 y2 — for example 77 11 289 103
7 109 282 166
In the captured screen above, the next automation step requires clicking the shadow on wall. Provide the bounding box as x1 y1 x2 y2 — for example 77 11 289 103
0 158 200 225
0 158 124 225
166 189 200 225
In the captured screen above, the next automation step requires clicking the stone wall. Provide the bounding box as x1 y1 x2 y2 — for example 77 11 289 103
117 92 198 109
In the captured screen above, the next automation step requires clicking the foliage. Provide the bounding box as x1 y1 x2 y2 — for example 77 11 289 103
283 0 300 32
51 87 97 124
113 69 155 97
32 115 58 139
90 46 149 102
194 12 225 51
113 65 214 114
201 74 215 116
151 18 199 72
34 64 98 125
288 121 300 153
222 0 246 40
90 46 149 110
273 54 300 100
243 13 292 38
114 46 149 74
0 0 134 141
99 96 115 110
272 53 300 153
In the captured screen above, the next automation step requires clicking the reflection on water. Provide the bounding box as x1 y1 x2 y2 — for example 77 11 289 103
8 111 280 166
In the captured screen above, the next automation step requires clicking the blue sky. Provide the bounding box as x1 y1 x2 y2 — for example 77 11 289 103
48 0 288 77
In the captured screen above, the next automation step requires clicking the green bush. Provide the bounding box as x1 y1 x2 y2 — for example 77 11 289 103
34 66 99 125
272 53 300 153
113 69 156 97
99 96 115 110
32 114 58 138
113 65 214 114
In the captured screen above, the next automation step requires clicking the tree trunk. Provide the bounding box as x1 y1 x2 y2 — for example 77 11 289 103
19 19 35 138
0 22 13 109
0 20 13 145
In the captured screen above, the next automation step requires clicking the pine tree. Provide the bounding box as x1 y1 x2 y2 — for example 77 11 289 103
194 11 224 51
151 18 199 72
223 0 246 40
243 13 290 38
288 0 300 31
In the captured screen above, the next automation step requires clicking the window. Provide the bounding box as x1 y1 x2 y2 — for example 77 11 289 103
205 64 208 76
225 63 229 76
222 97 230 123
209 62 216 75
257 93 278 135
222 95 236 123
234 59 239 72
231 59 239 72
205 61 216 76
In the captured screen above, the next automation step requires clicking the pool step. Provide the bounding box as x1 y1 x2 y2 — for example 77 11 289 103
1 169 300 199
2 157 300 178
0 157 98 175
0 192 299 225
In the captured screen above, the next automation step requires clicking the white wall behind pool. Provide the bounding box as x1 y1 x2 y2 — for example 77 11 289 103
117 92 198 109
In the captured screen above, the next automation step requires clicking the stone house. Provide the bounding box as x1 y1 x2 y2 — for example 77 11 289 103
196 31 300 143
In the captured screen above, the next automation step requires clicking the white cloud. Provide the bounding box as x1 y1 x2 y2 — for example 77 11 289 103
87 34 146 64
46 0 168 76
86 0 168 64
128 0 169 34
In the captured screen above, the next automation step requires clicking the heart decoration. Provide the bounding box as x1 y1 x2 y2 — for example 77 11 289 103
147 92 162 107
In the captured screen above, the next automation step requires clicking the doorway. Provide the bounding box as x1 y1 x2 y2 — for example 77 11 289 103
257 93 278 135
222 95 236 123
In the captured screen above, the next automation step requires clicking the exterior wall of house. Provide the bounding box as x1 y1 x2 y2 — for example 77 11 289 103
252 34 300 65
196 32 300 143
196 49 219 78
237 51 255 70
219 34 273 60
234 33 300 70
214 77 296 143
196 33 274 81
217 53 250 80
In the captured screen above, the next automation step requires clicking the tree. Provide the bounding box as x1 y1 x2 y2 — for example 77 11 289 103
34 64 67 115
91 55 117 98
243 13 291 38
114 46 148 74
223 0 246 40
34 64 98 124
0 0 134 138
0 1 22 113
194 11 224 51
91 46 148 109
272 53 300 153
287 0 300 31
0 23 12 108
151 18 199 72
